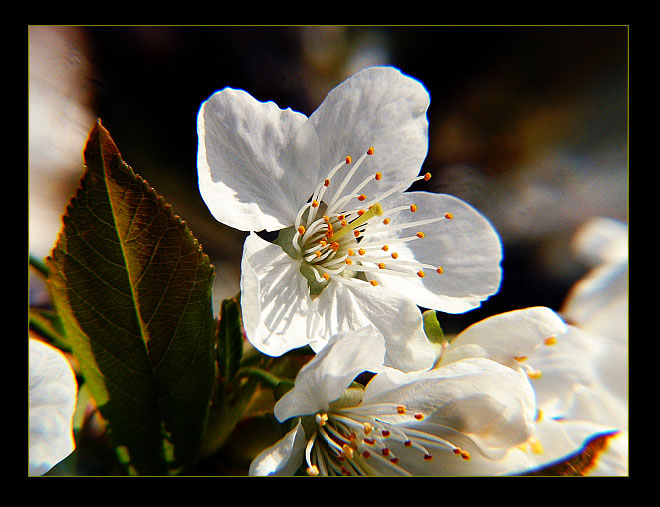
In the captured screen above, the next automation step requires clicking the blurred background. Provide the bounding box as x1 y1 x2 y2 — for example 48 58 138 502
28 25 628 334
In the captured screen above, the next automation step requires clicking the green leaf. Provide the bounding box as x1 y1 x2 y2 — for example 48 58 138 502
422 309 445 344
46 120 216 475
217 296 244 388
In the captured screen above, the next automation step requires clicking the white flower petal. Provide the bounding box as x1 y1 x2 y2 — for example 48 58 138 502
248 420 307 476
562 260 628 343
370 191 503 313
441 307 568 370
363 357 535 455
571 217 628 267
29 339 78 476
274 326 385 422
314 280 436 372
198 87 320 232
310 66 430 206
240 233 317 356
530 325 628 430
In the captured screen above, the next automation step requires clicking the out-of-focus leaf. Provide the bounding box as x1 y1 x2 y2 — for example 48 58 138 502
217 296 244 388
29 308 69 351
521 430 621 476
47 120 216 475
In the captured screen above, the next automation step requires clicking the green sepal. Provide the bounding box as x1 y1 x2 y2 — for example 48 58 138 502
423 309 445 343
273 225 329 296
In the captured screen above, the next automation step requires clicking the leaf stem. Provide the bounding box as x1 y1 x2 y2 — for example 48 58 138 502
237 367 288 391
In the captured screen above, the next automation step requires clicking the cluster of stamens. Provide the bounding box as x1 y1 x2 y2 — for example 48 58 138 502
292 147 453 290
514 335 559 380
304 403 471 476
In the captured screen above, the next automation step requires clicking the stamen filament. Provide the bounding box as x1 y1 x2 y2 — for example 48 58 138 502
306 431 318 469
366 215 449 235
307 159 350 227
326 151 370 212
362 173 430 210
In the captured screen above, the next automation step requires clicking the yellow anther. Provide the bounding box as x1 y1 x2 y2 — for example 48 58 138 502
347 249 354 256
358 194 367 201
358 248 366 256
391 252 399 259
357 209 365 216
306 465 320 476
529 436 544 454
337 214 345 220
417 270 426 278
460 450 471 460
383 217 391 225
410 204 418 212
424 172 431 181
341 220 347 227
397 405 406 415
535 409 544 422
544 336 557 346
423 454 433 461
315 250 322 258
311 200 319 208
436 266 444 274
514 356 528 362
319 240 327 247
323 215 330 223
367 146 374 155
324 179 330 187
297 225 306 235
527 369 542 380
378 263 386 269
345 258 352 265
370 280 378 286
341 444 354 459
414 413 424 420
331 241 339 252
416 232 425 238
382 245 389 251
363 422 373 435
375 172 382 180
346 155 352 164
444 212 453 219
322 273 330 281
316 413 328 426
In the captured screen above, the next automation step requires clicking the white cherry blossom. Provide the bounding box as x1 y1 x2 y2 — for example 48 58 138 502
249 326 539 476
29 338 78 476
437 306 626 475
198 66 502 371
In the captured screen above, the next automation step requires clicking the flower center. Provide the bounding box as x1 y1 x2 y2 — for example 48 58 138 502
303 402 471 476
290 147 454 294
